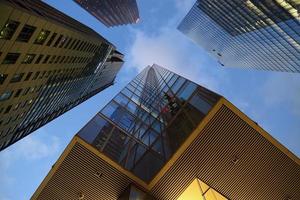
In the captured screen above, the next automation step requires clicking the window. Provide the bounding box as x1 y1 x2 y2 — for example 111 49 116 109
59 36 67 48
49 55 56 63
16 24 36 42
55 56 60 63
14 89 22 97
43 55 50 63
35 54 44 64
0 20 20 40
60 56 65 63
177 81 197 101
0 91 13 101
0 74 8 84
2 53 20 64
46 32 57 46
53 34 63 47
23 87 30 96
22 54 36 64
24 72 33 81
10 73 24 83
64 37 72 48
34 29 50 45
32 71 40 80
73 40 80 50
4 105 12 114
69 39 76 49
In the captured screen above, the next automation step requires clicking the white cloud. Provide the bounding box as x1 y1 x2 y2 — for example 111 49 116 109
0 128 60 186
174 0 196 15
127 25 221 91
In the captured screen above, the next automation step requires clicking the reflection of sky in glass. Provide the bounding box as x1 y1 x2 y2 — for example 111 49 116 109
178 0 300 73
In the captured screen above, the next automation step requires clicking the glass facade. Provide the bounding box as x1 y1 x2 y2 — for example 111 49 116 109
78 64 220 182
73 0 140 27
178 0 300 73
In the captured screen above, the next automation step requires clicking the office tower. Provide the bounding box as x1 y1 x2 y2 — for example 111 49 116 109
178 0 300 73
32 64 300 200
0 0 124 151
73 0 140 27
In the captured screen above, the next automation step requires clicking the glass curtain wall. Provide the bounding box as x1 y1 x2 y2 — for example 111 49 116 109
78 64 220 182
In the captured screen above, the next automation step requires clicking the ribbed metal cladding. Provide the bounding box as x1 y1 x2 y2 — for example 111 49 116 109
36 143 132 200
150 105 300 200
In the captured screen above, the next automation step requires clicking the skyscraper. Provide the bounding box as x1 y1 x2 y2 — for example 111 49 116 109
0 0 124 151
178 0 300 73
32 64 300 200
74 0 140 27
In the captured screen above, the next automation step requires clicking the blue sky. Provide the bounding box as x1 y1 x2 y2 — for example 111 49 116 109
0 0 300 199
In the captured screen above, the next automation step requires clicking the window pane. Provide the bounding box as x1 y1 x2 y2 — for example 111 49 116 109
2 53 20 64
53 34 63 47
177 81 197 101
0 20 20 40
0 74 8 84
0 91 13 101
171 77 185 94
35 54 44 64
77 114 113 144
10 73 24 83
22 54 36 64
34 29 50 45
46 32 57 46
114 93 129 106
16 24 36 42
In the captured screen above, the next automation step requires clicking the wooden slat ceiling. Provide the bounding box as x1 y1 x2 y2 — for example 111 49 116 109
150 105 300 200
34 103 300 200
36 142 133 200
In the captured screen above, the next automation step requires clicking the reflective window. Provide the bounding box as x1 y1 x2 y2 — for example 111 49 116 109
10 73 24 83
0 91 13 101
35 54 44 64
34 29 50 45
53 34 63 47
78 115 113 144
165 111 194 152
46 32 57 46
0 74 8 84
22 54 36 64
0 20 20 40
171 77 185 94
2 53 20 64
43 55 50 63
16 24 36 42
177 81 197 101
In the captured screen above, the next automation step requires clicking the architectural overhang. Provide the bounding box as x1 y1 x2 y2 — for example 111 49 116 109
31 98 300 200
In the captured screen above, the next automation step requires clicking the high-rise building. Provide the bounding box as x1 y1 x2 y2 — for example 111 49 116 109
0 0 124 151
74 0 140 27
32 64 300 200
178 0 300 73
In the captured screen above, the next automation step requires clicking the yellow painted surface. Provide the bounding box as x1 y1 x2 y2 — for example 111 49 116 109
177 179 204 200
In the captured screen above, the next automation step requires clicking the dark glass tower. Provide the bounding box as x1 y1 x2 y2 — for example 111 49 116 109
33 64 300 200
78 64 220 182
0 0 124 151
178 0 300 73
74 0 140 27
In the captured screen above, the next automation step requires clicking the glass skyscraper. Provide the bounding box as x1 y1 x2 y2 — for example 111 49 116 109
78 64 220 182
32 64 300 200
74 0 140 27
178 0 300 73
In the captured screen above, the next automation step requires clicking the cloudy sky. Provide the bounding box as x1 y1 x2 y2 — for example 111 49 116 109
0 0 299 199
